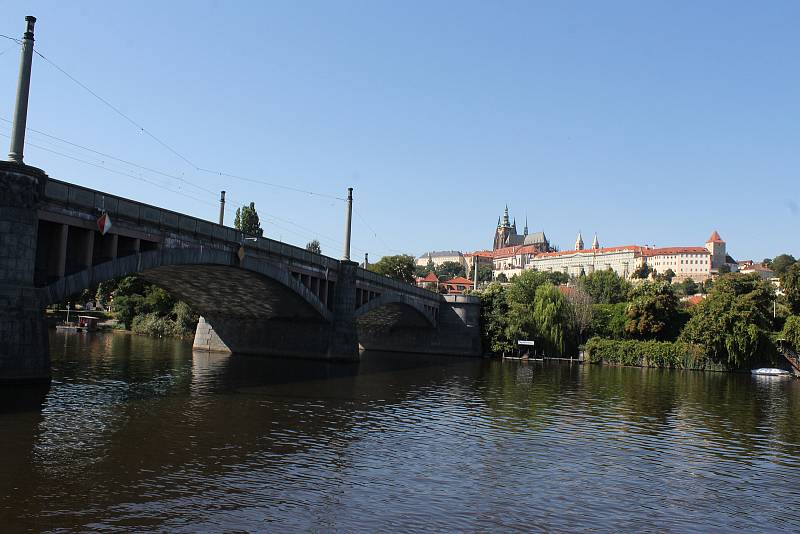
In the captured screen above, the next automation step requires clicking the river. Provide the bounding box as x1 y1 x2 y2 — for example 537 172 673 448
2 331 800 532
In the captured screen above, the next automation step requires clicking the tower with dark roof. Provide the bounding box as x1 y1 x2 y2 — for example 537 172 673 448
493 206 552 252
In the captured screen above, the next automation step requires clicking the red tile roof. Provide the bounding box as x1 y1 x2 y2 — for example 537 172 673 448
420 272 439 282
684 295 705 306
643 246 709 257
444 276 474 285
535 246 644 258
706 231 724 243
465 250 494 258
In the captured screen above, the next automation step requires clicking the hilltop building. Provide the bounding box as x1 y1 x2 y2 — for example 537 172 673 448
491 230 737 282
416 250 467 270
492 206 552 252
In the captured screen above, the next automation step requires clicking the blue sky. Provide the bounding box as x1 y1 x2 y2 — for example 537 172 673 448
1 1 797 262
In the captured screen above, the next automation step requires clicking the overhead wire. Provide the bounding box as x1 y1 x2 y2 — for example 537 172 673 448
0 131 217 207
1 32 377 254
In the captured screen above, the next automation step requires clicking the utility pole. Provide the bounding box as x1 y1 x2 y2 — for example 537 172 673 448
8 16 36 164
473 255 478 291
218 191 226 225
343 187 353 261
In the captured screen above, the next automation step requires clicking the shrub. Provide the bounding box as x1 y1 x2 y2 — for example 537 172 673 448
131 313 176 338
584 337 726 371
782 315 800 351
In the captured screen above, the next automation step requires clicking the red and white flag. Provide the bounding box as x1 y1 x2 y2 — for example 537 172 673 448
97 212 112 235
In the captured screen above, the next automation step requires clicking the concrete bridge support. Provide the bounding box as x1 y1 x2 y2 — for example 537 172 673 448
0 162 49 382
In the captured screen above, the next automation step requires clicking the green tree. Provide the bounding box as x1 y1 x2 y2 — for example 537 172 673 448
369 254 416 284
305 239 322 255
663 268 676 283
781 315 800 351
436 261 466 280
503 270 551 349
718 264 731 274
591 303 629 339
543 271 570 286
674 278 699 296
680 273 775 367
625 281 680 340
580 269 630 304
770 254 796 276
468 264 493 282
632 263 651 279
496 273 508 283
478 282 513 354
144 285 175 316
533 283 572 357
781 262 800 314
234 202 264 237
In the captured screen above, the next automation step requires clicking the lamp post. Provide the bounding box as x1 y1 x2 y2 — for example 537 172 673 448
342 187 353 261
8 16 37 163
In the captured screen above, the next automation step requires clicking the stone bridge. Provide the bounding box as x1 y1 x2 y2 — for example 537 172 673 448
0 162 481 383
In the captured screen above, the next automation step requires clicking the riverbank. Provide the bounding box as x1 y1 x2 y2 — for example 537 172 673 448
584 337 763 372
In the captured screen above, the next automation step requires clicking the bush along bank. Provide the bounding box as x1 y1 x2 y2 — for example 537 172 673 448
584 338 731 372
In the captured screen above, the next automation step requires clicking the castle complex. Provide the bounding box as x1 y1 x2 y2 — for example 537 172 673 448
489 207 736 282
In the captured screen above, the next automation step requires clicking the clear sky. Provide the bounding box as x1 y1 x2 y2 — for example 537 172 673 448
1 1 797 262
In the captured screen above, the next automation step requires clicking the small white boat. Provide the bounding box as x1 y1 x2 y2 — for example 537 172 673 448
751 368 791 376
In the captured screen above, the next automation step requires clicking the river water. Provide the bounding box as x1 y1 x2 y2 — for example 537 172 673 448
2 332 800 532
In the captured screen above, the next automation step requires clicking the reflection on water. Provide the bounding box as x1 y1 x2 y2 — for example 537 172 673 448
1 331 800 532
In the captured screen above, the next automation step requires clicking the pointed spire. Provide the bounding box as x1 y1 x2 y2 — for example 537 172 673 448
502 205 510 227
592 233 599 250
524 214 528 236
497 215 501 227
575 231 584 251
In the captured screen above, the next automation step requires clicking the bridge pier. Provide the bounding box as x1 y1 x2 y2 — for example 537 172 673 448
0 162 49 383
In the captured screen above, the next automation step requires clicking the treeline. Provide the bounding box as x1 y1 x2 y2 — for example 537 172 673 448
478 261 800 370
96 277 198 338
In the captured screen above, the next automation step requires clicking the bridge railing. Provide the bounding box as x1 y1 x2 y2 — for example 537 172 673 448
356 267 441 301
43 178 340 270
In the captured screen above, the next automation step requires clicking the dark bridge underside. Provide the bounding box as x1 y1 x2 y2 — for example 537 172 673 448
356 302 434 330
140 265 322 321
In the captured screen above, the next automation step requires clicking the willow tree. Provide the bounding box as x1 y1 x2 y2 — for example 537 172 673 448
533 283 572 357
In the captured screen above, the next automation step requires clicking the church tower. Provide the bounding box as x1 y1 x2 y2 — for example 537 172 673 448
592 233 600 250
575 232 584 251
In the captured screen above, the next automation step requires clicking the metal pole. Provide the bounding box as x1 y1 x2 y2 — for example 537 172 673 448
8 16 36 164
343 187 353 261
218 191 226 225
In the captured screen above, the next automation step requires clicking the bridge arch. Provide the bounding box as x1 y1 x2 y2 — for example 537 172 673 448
355 291 437 329
37 247 332 322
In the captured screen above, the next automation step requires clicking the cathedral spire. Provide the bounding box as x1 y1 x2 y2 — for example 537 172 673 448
592 233 599 250
502 205 510 227
524 215 528 236
575 231 584 251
